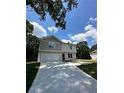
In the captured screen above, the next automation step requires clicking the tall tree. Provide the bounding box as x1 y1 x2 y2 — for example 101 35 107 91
91 44 97 51
26 0 78 29
26 20 40 62
76 41 91 59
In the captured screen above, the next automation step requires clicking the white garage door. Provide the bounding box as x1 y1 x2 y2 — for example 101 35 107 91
41 53 60 62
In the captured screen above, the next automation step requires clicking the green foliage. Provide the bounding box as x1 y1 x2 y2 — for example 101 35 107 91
26 0 78 29
26 20 40 62
91 44 97 51
26 20 33 36
26 62 40 93
77 59 97 63
26 36 39 61
76 41 91 59
78 63 97 79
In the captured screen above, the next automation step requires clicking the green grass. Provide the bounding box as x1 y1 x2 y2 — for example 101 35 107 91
78 63 97 79
26 62 40 93
77 59 97 63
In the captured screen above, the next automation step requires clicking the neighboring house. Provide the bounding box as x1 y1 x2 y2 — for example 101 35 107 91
90 50 97 60
38 36 77 63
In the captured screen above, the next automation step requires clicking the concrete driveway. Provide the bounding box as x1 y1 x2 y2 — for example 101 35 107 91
28 62 97 93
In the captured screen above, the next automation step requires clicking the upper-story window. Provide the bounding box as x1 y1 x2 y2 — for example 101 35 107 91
48 41 55 48
70 45 72 50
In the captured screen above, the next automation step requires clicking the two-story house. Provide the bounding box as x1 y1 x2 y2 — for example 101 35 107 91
38 36 77 63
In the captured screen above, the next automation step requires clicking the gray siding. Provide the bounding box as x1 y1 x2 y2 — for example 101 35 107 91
64 53 76 61
62 44 76 53
38 36 77 62
39 40 62 51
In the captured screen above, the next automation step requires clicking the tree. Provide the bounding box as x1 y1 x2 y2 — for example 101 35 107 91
26 0 78 29
26 20 40 62
26 20 33 36
76 41 91 59
91 44 97 51
26 0 78 61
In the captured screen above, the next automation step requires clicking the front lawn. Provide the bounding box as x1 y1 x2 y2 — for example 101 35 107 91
77 59 97 63
78 63 97 79
26 62 40 93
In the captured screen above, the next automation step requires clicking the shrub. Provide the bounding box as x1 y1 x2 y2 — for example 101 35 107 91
26 62 40 93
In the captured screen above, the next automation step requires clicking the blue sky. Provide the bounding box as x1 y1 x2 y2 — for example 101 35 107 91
26 0 97 47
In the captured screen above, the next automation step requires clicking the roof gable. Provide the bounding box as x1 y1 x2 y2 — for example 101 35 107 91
40 36 76 46
40 36 62 43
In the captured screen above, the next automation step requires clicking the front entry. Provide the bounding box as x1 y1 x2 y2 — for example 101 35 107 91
62 53 65 61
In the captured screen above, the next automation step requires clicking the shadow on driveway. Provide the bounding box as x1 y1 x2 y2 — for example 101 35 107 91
28 62 97 93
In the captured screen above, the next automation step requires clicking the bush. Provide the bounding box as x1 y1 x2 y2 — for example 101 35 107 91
26 62 40 93
78 63 97 79
76 41 91 59
26 48 38 62
80 53 91 59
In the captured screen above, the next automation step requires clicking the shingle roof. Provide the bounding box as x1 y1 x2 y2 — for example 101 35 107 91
40 35 76 46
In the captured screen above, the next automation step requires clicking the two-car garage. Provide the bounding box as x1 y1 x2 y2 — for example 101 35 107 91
38 52 61 63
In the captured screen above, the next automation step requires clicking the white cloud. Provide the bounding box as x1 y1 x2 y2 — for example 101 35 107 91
70 24 97 43
68 17 97 44
89 17 97 22
61 39 78 45
48 27 52 32
72 41 78 44
84 24 94 31
62 30 96 44
85 24 97 40
61 39 72 43
87 17 97 24
48 26 58 33
30 21 47 38
70 33 87 42
85 28 97 40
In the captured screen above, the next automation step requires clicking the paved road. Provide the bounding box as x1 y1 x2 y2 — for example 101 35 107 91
28 62 97 93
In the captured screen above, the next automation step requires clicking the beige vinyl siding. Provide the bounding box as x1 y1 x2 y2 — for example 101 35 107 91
64 53 76 61
38 36 77 62
39 40 62 51
62 44 76 53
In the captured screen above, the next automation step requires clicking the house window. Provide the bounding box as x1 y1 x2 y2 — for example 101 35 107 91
48 42 55 48
68 54 72 58
70 45 72 50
